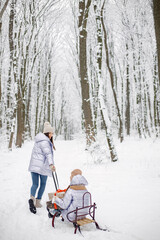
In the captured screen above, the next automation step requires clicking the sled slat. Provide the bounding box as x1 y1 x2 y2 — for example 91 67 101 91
77 218 95 226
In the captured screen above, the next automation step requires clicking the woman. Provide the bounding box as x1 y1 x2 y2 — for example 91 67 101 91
28 122 56 214
52 169 90 222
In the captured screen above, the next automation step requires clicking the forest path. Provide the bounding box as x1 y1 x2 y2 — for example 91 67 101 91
0 138 160 240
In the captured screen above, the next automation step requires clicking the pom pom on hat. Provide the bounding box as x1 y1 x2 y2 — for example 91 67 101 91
43 122 54 134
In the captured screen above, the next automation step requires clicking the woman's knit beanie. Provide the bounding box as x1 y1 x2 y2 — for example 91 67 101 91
43 122 54 134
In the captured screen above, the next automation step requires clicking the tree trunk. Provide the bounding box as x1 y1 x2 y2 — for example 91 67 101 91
153 56 160 136
0 0 10 21
7 0 15 109
26 82 32 138
0 1 2 128
16 87 23 147
7 0 16 145
153 0 160 86
93 0 118 162
47 63 51 122
89 44 99 134
93 0 102 133
100 108 118 162
8 108 16 150
101 1 123 142
0 0 10 37
35 62 41 135
79 0 95 145
125 43 130 135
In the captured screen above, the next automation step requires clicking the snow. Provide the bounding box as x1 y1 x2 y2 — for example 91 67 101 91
0 137 160 240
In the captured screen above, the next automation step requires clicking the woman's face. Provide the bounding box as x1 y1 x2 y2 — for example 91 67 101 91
49 132 53 139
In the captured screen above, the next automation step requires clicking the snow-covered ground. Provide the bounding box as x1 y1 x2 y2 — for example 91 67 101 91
0 137 160 240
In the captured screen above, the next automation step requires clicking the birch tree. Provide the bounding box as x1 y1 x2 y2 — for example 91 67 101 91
94 0 118 161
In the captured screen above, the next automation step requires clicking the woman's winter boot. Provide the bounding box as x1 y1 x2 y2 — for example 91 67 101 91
35 199 42 208
28 196 36 214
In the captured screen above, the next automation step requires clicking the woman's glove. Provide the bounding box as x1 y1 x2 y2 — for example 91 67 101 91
49 164 56 172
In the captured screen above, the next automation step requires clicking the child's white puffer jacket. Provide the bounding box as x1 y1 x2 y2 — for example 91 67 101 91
55 175 90 221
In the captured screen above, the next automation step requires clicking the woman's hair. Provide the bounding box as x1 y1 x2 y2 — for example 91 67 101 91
44 132 53 143
44 132 49 138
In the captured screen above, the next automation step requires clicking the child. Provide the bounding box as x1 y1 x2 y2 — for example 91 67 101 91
51 169 90 222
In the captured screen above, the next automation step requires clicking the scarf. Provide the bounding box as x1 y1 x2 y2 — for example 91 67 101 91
69 185 87 190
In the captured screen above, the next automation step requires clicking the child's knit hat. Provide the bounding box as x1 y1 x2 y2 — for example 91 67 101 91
70 169 82 181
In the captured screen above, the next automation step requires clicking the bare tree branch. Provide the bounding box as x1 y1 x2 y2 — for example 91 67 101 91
0 0 10 20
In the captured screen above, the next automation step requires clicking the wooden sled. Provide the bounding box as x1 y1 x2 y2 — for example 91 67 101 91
51 192 108 234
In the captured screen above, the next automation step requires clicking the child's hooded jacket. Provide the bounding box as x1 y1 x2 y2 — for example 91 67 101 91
54 174 90 221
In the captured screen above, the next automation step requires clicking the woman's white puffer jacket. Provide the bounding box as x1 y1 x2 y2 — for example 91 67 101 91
28 133 54 177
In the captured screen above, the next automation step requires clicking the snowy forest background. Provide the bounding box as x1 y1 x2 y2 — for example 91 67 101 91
0 0 160 160
1 1 160 239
